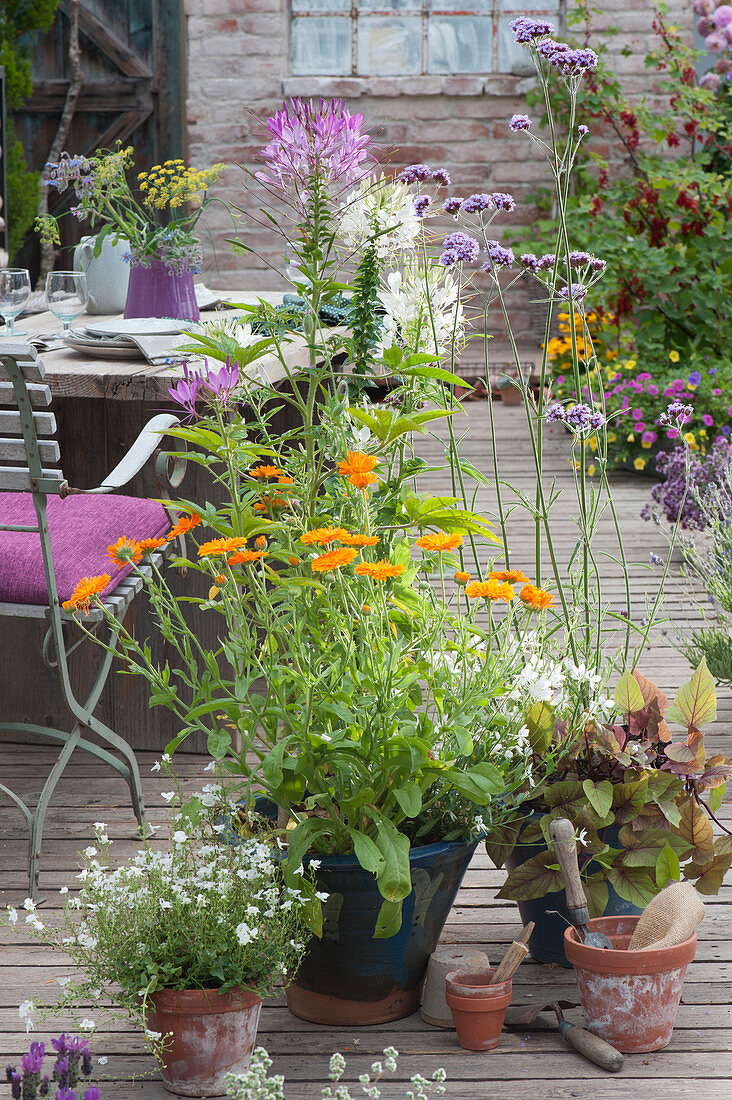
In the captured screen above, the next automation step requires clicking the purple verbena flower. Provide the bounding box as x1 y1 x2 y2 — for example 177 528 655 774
510 114 532 132
564 403 594 430
439 232 480 266
510 17 556 43
397 163 433 184
460 193 494 214
490 191 516 212
256 98 374 193
431 168 451 186
519 253 540 273
413 194 432 217
659 401 694 426
537 40 598 75
482 240 514 268
442 196 463 216
588 256 606 273
588 410 606 430
558 282 588 303
578 124 589 136
547 403 567 422
537 253 556 271
567 250 592 266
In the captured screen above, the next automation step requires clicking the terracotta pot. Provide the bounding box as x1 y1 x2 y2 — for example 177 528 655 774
564 915 697 1053
147 986 263 1096
444 968 512 1051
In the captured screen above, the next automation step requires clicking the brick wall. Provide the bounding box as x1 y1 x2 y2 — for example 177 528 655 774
185 0 694 372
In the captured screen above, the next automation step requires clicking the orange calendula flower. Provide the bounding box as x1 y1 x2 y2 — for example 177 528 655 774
249 464 285 479
519 583 555 609
454 570 471 584
277 475 294 486
338 451 378 479
490 569 529 584
311 547 358 573
465 580 515 602
288 556 301 566
340 532 380 547
254 495 285 512
107 537 142 569
137 536 168 553
355 560 405 581
214 574 227 585
62 574 111 613
255 536 267 549
228 549 268 565
300 526 350 547
348 471 378 490
166 512 202 540
197 536 249 558
416 533 463 553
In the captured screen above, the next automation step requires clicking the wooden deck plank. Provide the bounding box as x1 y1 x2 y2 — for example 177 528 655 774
1 402 731 1097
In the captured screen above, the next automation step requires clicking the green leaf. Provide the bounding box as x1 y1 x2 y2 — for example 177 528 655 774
611 775 649 824
206 727 230 759
666 658 717 732
526 701 554 755
655 842 681 888
496 851 565 902
349 830 383 875
544 779 585 814
374 897 404 939
374 820 412 903
582 779 614 821
677 800 714 857
689 853 732 895
618 825 689 867
614 670 645 714
393 783 423 818
584 876 610 920
606 863 658 908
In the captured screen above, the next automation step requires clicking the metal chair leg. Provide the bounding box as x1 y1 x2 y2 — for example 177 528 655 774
26 726 82 899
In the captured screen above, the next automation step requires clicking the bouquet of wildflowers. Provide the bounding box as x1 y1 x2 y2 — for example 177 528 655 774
4 790 312 1050
36 146 226 275
5 1034 99 1100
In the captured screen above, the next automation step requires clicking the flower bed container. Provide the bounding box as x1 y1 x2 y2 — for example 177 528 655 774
564 915 697 1053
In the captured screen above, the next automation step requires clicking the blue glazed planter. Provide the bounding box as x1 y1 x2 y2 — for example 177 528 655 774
286 838 479 1026
505 814 641 967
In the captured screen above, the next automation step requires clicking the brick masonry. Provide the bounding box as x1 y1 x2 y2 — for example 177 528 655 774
184 0 694 373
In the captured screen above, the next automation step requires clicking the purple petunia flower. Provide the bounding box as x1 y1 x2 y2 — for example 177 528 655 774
510 114 532 132
631 408 644 421
439 231 480 266
482 240 514 269
255 98 374 194
397 163 433 184
442 196 463 216
431 168 451 186
647 384 659 396
703 414 714 426
413 194 432 217
688 370 702 386
461 193 494 214
510 17 556 43
490 191 516 212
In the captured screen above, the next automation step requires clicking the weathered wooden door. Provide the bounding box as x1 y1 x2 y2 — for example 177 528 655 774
15 0 186 271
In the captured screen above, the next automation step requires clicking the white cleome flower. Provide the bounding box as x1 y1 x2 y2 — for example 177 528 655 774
18 1000 35 1032
378 261 465 358
79 1018 96 1031
235 922 260 946
6 906 18 924
160 791 176 803
339 176 421 260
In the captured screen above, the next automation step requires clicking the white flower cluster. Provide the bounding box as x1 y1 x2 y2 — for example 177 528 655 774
378 261 465 358
339 177 421 261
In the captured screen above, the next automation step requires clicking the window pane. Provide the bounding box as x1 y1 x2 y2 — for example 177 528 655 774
497 0 559 10
429 0 492 10
496 15 535 75
428 16 492 74
292 16 352 75
292 0 350 11
357 15 422 75
360 0 421 11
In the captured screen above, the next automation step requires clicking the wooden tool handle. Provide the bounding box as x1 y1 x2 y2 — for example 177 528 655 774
489 940 528 984
548 818 589 918
560 1022 624 1073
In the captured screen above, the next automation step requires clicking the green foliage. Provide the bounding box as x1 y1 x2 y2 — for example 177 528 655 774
0 0 61 259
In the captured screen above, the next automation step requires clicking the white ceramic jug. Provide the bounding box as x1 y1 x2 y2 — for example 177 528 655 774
73 234 130 314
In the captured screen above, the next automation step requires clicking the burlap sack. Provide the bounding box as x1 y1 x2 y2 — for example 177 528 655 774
628 881 705 950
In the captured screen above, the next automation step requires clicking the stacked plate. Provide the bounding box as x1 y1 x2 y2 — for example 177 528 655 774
61 318 190 360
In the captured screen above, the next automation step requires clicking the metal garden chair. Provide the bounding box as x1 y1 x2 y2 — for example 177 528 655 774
0 341 183 898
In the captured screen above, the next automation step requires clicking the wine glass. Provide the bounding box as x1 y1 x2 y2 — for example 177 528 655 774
45 270 89 333
0 268 31 337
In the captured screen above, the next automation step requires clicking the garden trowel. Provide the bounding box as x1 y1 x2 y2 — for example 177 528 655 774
505 1001 624 1072
548 818 613 949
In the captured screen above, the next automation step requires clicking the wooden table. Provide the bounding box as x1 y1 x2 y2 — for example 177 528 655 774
2 293 314 753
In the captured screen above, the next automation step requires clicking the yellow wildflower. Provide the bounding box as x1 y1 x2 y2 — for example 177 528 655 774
634 457 646 470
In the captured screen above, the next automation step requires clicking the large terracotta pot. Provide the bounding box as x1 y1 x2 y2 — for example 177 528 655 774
146 986 262 1096
286 838 478 1026
564 915 697 1053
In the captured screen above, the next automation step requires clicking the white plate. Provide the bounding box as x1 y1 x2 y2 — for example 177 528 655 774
85 318 186 338
62 334 143 359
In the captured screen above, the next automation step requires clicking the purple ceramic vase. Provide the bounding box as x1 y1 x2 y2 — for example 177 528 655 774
123 259 200 322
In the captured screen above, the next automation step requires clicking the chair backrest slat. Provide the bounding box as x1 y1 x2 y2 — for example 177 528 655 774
0 466 64 491
0 381 52 408
0 410 57 438
0 437 61 463
0 342 43 373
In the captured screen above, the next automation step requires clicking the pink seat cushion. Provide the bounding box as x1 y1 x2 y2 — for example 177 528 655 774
0 493 170 605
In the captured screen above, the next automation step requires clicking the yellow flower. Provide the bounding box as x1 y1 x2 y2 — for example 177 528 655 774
588 464 597 477
587 436 598 452
634 457 646 470
627 433 635 443
607 431 617 443
641 438 653 449
625 360 636 371
669 350 680 363
684 432 695 444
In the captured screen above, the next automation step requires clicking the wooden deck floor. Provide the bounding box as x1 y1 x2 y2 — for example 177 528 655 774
2 400 731 1098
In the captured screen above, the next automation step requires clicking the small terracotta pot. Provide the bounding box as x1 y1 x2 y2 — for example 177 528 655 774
147 986 263 1096
564 915 697 1053
444 968 512 1051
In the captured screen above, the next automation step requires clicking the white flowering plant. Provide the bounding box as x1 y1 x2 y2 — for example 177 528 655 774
225 1045 446 1100
3 792 312 1051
